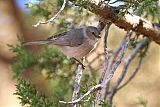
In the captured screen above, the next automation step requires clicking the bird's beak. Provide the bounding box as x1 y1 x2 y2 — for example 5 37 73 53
97 35 101 38
97 32 101 38
98 32 101 38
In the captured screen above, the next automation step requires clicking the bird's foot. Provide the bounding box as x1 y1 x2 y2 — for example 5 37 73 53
72 58 85 69
80 63 85 69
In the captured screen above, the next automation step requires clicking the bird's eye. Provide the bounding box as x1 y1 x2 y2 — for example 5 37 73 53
92 32 95 35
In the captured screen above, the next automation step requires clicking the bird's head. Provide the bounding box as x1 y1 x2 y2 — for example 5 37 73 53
85 26 101 40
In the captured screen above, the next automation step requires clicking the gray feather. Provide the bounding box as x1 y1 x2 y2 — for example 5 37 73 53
48 28 85 47
22 40 53 45
22 28 85 47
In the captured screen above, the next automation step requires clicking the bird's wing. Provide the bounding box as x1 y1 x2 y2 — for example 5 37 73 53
48 28 85 47
47 31 68 40
22 40 53 45
22 32 69 46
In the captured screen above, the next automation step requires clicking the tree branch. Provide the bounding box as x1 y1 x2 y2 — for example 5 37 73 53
69 0 160 45
33 0 67 27
100 30 132 100
117 54 142 90
72 64 83 107
96 23 111 101
109 38 150 102
117 42 149 90
99 23 112 84
59 84 102 104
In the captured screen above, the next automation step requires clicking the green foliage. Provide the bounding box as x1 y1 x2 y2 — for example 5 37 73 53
26 0 97 34
10 42 97 106
136 96 148 107
116 0 160 23
14 77 55 107
78 80 97 106
9 41 76 106
25 0 57 19
128 37 138 49
9 40 75 76
130 0 159 17
9 44 37 76
99 100 115 107
36 45 76 78
128 37 149 58
72 0 88 10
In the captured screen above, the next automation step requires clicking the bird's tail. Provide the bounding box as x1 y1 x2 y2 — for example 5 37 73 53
22 40 53 46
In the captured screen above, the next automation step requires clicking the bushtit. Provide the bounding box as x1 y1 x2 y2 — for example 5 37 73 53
22 26 101 66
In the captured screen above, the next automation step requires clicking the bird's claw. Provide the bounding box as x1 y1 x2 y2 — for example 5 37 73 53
80 63 85 69
72 57 85 69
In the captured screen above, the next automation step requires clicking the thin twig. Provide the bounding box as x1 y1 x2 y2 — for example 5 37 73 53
103 30 131 81
59 84 102 104
72 63 84 107
117 40 149 90
101 30 132 100
99 23 111 84
106 55 143 96
33 0 67 27
97 36 123 101
108 38 149 102
118 56 142 90
96 23 111 101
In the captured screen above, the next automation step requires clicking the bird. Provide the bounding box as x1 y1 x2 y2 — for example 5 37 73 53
22 26 101 68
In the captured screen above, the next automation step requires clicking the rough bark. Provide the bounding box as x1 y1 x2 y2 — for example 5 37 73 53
69 0 160 45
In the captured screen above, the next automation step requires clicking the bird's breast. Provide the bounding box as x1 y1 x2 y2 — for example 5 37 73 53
57 39 98 59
